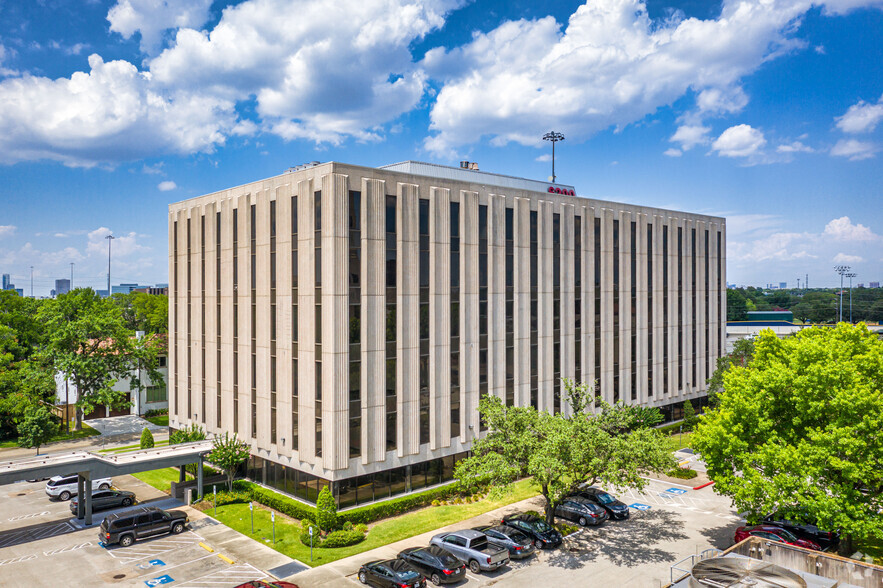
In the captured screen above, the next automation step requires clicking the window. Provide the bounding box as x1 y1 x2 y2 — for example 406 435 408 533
146 385 167 403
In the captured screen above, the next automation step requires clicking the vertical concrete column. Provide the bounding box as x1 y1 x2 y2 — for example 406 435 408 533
82 472 92 526
667 216 679 398
652 214 664 401
190 208 202 422
537 200 553 412
168 210 179 425
322 173 350 471
177 208 190 423
296 180 316 465
694 221 706 392
600 208 614 405
204 202 218 433
397 183 420 457
197 455 204 499
635 212 649 405
487 194 506 403
585 206 597 407
255 190 271 449
76 475 84 519
219 198 234 434
276 184 293 458
719 224 727 358
460 190 480 440
560 203 575 415
429 187 451 450
619 210 632 404
576 204 590 401
683 220 694 394
513 197 531 408
362 178 387 465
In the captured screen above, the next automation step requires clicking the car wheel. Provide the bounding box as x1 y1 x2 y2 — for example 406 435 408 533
469 560 481 574
172 522 185 534
358 571 368 584
431 573 442 585
59 491 71 501
121 498 132 507
119 534 134 547
578 516 587 527
534 538 544 549
99 483 110 490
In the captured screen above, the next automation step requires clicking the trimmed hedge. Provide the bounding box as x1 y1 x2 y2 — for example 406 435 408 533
667 467 698 479
231 479 460 528
323 529 366 548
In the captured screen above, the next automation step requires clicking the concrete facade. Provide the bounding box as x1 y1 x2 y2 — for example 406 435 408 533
168 161 726 497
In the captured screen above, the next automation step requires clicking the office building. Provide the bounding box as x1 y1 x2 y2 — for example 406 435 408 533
1 274 10 290
169 160 726 506
55 279 71 296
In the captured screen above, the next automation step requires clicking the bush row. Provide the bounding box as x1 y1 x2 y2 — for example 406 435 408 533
667 467 698 480
298 525 366 548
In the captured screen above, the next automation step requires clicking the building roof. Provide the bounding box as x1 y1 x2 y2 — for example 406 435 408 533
380 160 575 195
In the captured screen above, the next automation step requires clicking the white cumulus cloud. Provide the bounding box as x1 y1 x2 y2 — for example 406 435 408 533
663 148 682 157
830 138 878 160
0 225 16 238
712 124 766 158
823 216 879 241
670 125 711 151
835 94 883 134
158 180 177 191
833 253 863 263
108 0 214 56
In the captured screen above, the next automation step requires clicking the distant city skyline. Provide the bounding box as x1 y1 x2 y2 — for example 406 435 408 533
1 0 882 296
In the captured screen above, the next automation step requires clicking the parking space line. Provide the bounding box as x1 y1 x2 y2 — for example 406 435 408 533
174 563 266 587
0 554 38 567
8 511 51 522
134 553 216 578
0 520 77 549
43 541 92 556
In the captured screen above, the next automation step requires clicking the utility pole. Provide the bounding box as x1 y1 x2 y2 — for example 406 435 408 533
29 266 33 297
835 265 849 323
105 234 115 297
542 131 565 183
70 262 74 290
845 272 857 323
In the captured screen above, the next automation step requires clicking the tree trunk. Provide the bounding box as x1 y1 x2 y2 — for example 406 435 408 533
227 472 234 492
542 484 555 525
836 533 855 558
35 444 40 455
74 407 83 431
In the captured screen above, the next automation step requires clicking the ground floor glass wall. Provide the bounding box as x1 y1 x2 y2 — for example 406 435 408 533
246 451 469 508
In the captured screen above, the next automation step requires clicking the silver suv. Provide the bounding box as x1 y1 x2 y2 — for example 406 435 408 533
45 474 113 501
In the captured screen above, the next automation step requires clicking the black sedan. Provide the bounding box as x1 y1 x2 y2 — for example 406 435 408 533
501 514 562 549
572 487 631 520
358 559 426 588
472 524 536 559
69 489 136 514
554 496 608 527
397 545 465 585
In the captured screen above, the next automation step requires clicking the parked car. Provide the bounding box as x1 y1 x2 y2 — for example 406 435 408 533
397 545 466 585
99 506 188 547
554 496 608 527
763 512 839 550
733 525 822 551
45 474 112 501
429 529 509 573
358 559 426 587
471 524 536 559
69 489 136 514
500 514 563 549
234 581 299 588
571 486 630 520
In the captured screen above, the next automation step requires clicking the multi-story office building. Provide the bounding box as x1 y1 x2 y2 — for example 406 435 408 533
55 278 71 296
168 160 726 507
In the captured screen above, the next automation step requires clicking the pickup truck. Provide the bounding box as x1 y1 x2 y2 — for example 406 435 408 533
430 529 510 573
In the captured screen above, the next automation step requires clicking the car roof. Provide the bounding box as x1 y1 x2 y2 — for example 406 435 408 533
505 513 540 522
385 559 414 572
106 506 159 520
424 545 455 557
446 529 484 539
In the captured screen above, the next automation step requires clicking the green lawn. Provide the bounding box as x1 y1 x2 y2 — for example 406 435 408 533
857 535 883 564
145 415 169 427
132 467 184 493
98 439 170 454
202 478 540 567
667 431 694 451
0 421 101 449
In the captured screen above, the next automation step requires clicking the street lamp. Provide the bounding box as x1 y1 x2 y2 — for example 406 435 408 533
845 272 857 323
542 131 565 183
834 265 850 323
106 234 115 297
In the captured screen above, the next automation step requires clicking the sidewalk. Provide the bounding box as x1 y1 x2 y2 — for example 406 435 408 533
0 424 170 461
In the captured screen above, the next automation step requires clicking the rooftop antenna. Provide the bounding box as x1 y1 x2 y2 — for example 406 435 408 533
542 131 565 183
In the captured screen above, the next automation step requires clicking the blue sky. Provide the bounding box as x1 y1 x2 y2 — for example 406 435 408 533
1 0 882 296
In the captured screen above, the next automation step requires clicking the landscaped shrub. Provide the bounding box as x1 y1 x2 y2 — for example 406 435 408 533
140 427 154 449
354 523 367 534
316 486 339 531
667 467 698 480
322 529 366 548
555 521 580 537
145 408 168 417
212 491 248 506
299 521 321 546
342 521 353 531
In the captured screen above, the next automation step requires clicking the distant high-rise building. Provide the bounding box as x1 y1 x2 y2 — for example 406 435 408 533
870 281 880 288
1 274 10 290
14 288 23 297
55 278 71 296
112 283 142 295
779 282 787 289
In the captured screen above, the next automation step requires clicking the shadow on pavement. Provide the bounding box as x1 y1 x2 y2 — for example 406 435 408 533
0 517 79 550
698 518 740 551
545 509 689 570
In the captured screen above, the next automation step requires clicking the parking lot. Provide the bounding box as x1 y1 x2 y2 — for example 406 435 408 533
0 476 297 587
282 478 744 588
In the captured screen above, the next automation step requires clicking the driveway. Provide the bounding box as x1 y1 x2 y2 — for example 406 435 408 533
86 415 167 437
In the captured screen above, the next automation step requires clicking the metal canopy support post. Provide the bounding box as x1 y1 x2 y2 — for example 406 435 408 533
83 472 93 526
196 455 204 500
179 465 186 483
76 475 85 519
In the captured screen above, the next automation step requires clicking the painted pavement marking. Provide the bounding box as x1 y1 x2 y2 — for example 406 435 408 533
174 563 268 587
0 554 38 567
43 541 92 556
8 511 51 522
0 520 77 549
105 532 204 565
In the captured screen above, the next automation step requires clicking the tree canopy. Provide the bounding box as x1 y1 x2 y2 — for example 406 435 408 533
693 324 883 556
208 432 250 491
455 379 674 523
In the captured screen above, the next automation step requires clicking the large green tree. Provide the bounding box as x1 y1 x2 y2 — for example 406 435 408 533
111 292 168 334
37 289 138 430
455 379 673 524
208 432 250 491
693 324 883 557
706 337 755 406
17 405 59 455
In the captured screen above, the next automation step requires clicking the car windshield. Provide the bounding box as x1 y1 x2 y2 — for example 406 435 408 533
395 570 419 581
438 554 460 567
532 520 552 532
775 528 799 542
596 493 614 504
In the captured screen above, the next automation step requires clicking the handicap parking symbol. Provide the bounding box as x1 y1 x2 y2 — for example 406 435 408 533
666 488 687 495
629 503 651 511
145 574 174 586
137 560 166 570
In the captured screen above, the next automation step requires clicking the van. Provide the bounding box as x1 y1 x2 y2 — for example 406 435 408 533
45 474 113 501
99 506 188 547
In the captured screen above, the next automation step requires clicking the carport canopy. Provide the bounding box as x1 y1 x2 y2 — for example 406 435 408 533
0 440 213 526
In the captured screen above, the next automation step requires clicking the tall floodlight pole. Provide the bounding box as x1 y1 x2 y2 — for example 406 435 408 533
834 265 849 323
30 266 34 297
845 272 857 323
106 234 115 298
70 262 74 291
543 131 565 183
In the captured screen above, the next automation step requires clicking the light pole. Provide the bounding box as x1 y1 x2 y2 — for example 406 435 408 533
29 266 33 297
834 265 849 323
845 272 857 323
543 131 565 183
105 234 115 297
70 262 74 291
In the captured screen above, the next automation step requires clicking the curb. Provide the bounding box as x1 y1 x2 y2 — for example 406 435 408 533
217 553 235 564
693 481 715 490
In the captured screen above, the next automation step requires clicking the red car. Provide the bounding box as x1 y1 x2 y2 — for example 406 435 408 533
734 525 822 551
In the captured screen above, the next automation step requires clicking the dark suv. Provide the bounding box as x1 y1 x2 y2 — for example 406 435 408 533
99 506 188 547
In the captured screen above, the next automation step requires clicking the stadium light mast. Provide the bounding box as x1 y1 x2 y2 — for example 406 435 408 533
543 131 565 183
845 272 857 323
834 265 850 323
106 234 115 298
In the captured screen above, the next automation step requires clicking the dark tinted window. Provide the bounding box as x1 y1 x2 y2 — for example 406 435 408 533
151 512 166 522
486 530 504 540
110 517 134 529
92 492 111 499
470 537 488 550
444 535 466 547
438 553 460 567
135 514 151 525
